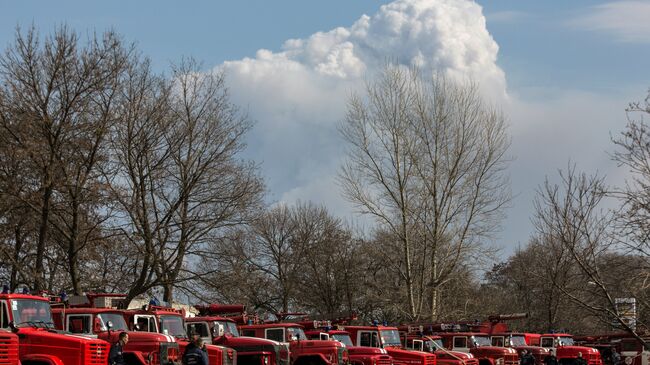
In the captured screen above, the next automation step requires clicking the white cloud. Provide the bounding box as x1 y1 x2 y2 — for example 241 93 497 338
572 1 650 43
216 0 507 221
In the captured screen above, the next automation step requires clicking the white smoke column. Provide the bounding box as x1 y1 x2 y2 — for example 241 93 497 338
216 0 507 216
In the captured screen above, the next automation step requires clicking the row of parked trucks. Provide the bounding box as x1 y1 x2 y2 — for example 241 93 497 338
0 292 612 365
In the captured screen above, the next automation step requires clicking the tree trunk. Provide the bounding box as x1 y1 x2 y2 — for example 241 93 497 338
35 182 53 292
10 225 23 291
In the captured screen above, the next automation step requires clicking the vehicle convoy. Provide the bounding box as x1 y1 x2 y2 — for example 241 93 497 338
126 305 235 365
342 325 437 365
304 328 393 365
239 322 349 365
0 293 109 365
187 304 290 365
539 334 602 365
475 313 601 365
398 327 478 365
50 294 181 365
0 329 19 365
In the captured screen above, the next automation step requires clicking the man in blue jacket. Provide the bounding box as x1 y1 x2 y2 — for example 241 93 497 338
183 337 209 365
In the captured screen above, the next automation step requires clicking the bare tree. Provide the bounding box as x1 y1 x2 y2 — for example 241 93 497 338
0 26 129 291
339 65 510 320
533 165 649 342
155 59 264 302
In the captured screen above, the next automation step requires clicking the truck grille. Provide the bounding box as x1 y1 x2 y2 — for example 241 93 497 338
376 355 392 365
505 354 519 365
588 354 602 365
0 334 18 365
86 342 109 365
425 354 436 365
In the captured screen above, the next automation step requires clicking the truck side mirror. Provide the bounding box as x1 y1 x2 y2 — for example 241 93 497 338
217 324 225 337
134 323 141 331
107 321 114 330
94 317 103 332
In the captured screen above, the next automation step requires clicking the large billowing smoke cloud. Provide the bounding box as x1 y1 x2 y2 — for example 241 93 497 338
215 0 507 219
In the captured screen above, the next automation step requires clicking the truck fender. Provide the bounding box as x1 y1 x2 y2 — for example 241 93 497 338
20 354 65 365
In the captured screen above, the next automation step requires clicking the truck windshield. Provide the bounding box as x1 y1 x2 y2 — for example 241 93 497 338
160 315 187 339
556 337 574 346
427 339 445 350
332 334 354 347
287 327 307 341
98 313 129 331
380 330 402 347
510 336 527 347
215 321 240 337
10 299 54 328
472 335 492 347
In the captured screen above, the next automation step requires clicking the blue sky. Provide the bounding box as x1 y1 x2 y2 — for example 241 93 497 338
2 0 648 256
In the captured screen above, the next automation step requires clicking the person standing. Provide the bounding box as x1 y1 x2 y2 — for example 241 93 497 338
575 352 587 365
611 348 621 365
544 349 559 365
183 337 209 365
109 332 129 365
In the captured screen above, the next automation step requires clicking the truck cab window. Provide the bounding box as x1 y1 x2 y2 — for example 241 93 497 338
68 315 91 334
454 337 468 349
266 328 285 342
360 331 379 347
492 337 504 347
242 329 256 337
0 302 8 328
540 338 554 348
187 323 210 337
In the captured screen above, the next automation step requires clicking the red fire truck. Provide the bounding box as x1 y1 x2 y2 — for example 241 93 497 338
50 294 181 365
187 304 290 365
434 331 518 365
0 329 19 365
304 328 393 365
342 325 437 365
0 293 109 364
490 333 547 365
398 327 478 365
126 305 235 365
239 322 349 365
539 334 602 365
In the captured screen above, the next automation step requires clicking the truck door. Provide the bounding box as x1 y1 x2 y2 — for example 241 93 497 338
187 322 211 343
0 302 8 329
67 314 93 334
265 328 285 342
134 314 157 332
540 338 554 349
358 331 380 348
453 336 469 353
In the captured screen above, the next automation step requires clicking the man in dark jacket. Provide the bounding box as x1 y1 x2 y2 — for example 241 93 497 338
575 352 587 365
183 337 209 365
544 349 559 365
109 332 129 365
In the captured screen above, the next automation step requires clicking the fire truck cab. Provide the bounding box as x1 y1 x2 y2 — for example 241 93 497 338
398 328 478 365
239 323 349 365
539 334 602 365
304 328 393 365
342 325 436 365
50 294 181 365
126 305 235 365
489 333 547 365
0 293 109 365
435 332 518 365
